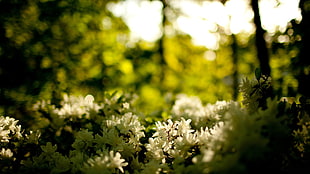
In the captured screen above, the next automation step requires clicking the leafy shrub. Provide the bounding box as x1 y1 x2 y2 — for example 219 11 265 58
1 75 310 173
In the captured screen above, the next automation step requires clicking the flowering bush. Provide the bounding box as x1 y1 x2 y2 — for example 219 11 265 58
1 75 310 173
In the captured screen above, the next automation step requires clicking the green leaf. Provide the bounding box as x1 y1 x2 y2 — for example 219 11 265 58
255 68 261 81
41 142 57 153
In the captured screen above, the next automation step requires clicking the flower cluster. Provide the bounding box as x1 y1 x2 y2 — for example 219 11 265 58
1 76 310 173
0 116 23 163
171 94 236 128
21 93 145 173
83 151 128 174
33 94 104 129
0 116 22 143
0 116 41 173
146 118 195 162
145 97 292 173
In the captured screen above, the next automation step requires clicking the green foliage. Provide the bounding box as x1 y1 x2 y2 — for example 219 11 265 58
1 1 310 172
1 76 310 173
0 0 245 118
239 73 273 112
0 0 129 116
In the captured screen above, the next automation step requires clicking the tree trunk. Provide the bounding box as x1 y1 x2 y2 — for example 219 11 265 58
251 0 271 76
231 34 239 100
158 0 168 82
296 0 310 97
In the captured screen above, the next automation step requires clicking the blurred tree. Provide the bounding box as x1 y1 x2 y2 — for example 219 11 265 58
3 0 303 119
158 0 168 82
231 34 239 100
269 0 309 98
293 0 310 97
0 0 129 118
250 0 271 76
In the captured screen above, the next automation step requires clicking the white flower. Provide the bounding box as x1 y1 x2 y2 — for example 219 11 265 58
147 118 197 161
53 94 102 119
171 94 237 128
103 112 145 152
172 94 205 118
0 116 23 142
0 148 13 159
202 149 215 162
107 151 128 173
122 102 130 109
83 151 128 173
0 128 10 143
84 94 95 105
145 138 165 160
176 118 194 135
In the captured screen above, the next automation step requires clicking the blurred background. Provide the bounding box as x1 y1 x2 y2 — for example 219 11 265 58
0 0 309 119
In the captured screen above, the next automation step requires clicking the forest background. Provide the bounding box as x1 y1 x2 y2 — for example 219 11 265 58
0 0 309 125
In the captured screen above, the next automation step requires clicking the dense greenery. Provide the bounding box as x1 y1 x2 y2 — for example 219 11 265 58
1 75 310 173
1 0 310 173
1 0 306 116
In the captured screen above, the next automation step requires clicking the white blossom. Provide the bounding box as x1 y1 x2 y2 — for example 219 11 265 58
171 94 237 128
0 148 13 159
51 94 103 119
0 116 23 142
83 151 128 173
